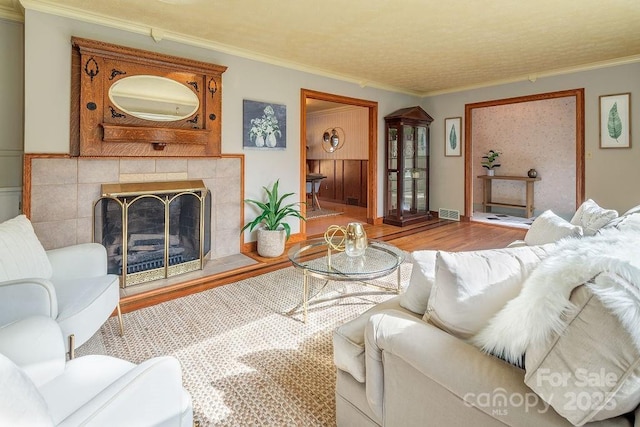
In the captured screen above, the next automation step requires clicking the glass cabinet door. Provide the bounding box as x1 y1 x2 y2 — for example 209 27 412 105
386 126 399 217
415 126 428 213
387 171 398 215
402 125 415 213
388 128 398 170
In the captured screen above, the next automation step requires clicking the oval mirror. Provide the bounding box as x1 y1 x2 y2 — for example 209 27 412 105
108 75 199 122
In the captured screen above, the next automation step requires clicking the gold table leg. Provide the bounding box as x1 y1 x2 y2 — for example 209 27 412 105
303 269 309 323
116 302 124 336
68 334 75 360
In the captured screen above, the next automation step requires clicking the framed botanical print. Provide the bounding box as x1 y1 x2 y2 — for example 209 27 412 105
599 93 631 149
444 117 462 157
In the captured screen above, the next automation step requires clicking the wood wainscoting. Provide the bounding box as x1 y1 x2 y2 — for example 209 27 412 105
307 159 368 207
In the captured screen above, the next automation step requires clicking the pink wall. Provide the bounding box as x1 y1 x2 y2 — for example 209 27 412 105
472 96 576 218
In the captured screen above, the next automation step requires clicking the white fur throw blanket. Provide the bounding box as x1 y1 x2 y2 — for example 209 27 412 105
472 227 640 366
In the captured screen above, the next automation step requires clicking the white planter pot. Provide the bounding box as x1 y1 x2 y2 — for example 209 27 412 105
257 228 286 257
486 169 495 176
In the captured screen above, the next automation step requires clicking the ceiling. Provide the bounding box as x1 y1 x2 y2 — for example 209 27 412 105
2 0 640 96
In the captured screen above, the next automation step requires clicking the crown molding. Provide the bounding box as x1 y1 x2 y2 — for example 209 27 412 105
19 0 420 97
0 0 23 22
19 0 638 99
422 54 640 97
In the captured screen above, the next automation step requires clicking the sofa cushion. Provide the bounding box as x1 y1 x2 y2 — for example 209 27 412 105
399 250 437 315
0 215 52 282
425 245 553 340
0 353 53 426
570 199 618 236
621 204 640 217
524 278 640 425
333 296 420 383
601 210 640 232
524 210 583 246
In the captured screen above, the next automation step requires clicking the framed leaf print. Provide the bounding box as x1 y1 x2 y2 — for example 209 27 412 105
444 117 462 156
599 93 631 149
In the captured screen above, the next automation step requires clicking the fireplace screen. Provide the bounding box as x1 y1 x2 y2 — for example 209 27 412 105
94 180 211 287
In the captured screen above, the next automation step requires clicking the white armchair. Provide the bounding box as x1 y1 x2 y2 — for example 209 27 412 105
0 215 122 357
0 316 192 426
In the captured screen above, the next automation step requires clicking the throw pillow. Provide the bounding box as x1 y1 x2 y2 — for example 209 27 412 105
0 353 53 426
0 215 52 282
601 206 640 231
570 199 618 236
525 278 640 425
622 204 640 216
424 244 554 340
399 250 437 315
524 210 583 246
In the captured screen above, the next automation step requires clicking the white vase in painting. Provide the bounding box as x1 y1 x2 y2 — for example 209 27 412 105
265 132 277 148
486 169 495 176
254 134 265 147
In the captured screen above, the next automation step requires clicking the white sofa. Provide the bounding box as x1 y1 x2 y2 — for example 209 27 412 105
0 215 121 356
333 204 640 426
0 316 192 426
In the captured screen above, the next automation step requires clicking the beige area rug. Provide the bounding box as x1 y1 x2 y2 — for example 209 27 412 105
77 262 413 426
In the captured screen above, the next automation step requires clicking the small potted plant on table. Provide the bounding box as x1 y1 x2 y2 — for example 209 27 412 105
481 150 501 176
242 180 306 257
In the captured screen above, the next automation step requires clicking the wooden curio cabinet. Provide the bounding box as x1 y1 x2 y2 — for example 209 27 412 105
384 106 434 226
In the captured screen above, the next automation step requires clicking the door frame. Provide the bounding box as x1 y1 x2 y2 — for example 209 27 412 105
300 89 378 236
464 88 585 218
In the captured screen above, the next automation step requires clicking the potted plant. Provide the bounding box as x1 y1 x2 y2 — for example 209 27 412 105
242 180 305 257
481 150 501 176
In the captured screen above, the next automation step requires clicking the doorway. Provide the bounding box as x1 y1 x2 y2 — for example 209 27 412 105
464 88 585 221
300 89 378 236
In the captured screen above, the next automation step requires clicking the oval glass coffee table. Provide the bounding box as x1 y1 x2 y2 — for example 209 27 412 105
288 238 406 322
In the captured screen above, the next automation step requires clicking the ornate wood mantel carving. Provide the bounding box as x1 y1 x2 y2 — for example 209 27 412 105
71 37 227 157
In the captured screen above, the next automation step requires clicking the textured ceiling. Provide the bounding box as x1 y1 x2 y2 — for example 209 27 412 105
3 0 640 95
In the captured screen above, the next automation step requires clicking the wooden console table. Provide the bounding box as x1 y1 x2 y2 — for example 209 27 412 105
477 175 541 218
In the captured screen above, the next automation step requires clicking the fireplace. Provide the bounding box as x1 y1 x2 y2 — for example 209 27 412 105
94 180 212 287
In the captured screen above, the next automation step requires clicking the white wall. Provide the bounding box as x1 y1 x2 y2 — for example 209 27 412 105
423 62 640 215
0 18 23 221
22 10 419 239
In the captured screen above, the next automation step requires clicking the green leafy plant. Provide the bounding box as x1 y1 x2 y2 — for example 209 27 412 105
241 180 305 240
607 102 623 142
481 149 501 170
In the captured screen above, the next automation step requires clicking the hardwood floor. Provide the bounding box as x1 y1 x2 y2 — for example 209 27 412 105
307 199 526 251
305 200 368 236
119 204 526 313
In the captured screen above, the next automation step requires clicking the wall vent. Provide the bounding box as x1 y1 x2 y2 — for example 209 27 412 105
438 208 460 221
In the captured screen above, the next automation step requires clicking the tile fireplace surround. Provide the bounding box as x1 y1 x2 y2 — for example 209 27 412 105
27 156 242 265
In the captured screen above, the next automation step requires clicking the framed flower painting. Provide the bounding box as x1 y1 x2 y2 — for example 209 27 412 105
243 100 287 150
599 93 631 149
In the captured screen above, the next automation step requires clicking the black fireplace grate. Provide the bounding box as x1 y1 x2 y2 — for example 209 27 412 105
119 254 185 275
